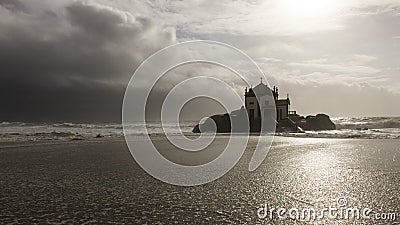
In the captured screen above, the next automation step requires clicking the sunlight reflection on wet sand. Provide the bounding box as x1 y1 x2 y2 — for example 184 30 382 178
0 136 398 224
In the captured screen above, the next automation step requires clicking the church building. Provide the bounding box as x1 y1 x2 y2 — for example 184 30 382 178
244 80 291 131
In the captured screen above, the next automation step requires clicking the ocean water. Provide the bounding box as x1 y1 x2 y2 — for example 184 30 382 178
0 117 399 142
0 121 197 142
278 117 400 139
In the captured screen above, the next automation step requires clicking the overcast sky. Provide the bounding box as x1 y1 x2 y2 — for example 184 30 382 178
0 0 399 122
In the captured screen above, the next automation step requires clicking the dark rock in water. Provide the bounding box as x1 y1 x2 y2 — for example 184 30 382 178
210 114 231 133
192 114 231 133
192 124 200 133
299 114 336 131
193 112 336 133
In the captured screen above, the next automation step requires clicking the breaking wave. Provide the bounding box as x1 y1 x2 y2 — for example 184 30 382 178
0 121 197 142
279 117 400 139
333 117 400 130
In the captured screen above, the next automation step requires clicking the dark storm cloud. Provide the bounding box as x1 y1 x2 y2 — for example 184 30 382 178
0 0 27 12
0 1 175 122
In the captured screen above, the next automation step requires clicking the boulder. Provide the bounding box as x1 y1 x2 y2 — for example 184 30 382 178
192 124 200 133
193 112 336 133
299 114 336 131
210 114 231 133
192 114 231 133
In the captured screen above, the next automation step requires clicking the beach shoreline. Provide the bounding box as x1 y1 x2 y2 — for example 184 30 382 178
0 136 399 224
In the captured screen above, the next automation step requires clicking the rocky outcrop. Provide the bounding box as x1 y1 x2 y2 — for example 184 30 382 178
192 124 200 133
193 112 336 133
295 114 336 131
192 114 231 133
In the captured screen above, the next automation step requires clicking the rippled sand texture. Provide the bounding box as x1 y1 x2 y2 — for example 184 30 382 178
0 137 399 224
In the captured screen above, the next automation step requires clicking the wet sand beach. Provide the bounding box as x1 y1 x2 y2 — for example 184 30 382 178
0 137 399 224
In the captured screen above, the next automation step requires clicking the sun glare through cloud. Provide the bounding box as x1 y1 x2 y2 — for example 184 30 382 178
270 0 345 33
278 0 341 18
